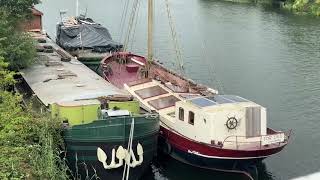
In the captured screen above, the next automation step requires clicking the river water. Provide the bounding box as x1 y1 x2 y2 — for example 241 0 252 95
37 0 320 179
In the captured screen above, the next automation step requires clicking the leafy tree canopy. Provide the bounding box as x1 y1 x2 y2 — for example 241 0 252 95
0 1 37 70
0 0 40 25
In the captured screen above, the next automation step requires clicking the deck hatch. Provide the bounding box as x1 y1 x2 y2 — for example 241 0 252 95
148 95 180 110
135 86 168 99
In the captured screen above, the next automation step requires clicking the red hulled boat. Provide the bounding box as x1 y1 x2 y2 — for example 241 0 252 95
100 0 291 178
100 52 291 176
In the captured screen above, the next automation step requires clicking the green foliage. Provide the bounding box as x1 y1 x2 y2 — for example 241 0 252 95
0 1 69 178
292 0 309 10
0 57 16 90
0 32 36 70
0 0 40 25
284 0 320 16
0 2 37 70
310 1 320 15
0 12 36 70
0 90 69 179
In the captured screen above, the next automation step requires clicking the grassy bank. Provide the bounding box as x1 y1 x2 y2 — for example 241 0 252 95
283 0 320 16
0 90 69 179
219 0 320 16
0 0 69 179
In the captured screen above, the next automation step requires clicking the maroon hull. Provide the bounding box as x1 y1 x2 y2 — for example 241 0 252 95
160 127 287 159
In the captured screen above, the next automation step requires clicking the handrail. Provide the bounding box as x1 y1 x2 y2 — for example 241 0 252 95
222 129 292 150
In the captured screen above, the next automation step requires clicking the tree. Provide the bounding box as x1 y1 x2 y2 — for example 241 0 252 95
0 5 37 70
0 0 40 25
0 56 16 90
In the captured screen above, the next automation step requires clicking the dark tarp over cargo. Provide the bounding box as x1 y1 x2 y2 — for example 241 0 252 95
56 20 122 52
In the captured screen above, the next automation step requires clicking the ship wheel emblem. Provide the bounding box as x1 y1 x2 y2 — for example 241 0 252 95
226 117 238 130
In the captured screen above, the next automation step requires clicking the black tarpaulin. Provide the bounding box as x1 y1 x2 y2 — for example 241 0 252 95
56 21 122 52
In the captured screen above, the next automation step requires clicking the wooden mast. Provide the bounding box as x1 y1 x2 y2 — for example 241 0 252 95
76 0 79 17
146 0 154 77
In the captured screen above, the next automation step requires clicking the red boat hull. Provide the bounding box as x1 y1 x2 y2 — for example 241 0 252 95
159 126 286 160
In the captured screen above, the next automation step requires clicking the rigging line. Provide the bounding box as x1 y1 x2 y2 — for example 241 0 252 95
164 0 184 75
129 0 141 51
190 11 225 94
123 0 140 51
119 0 130 42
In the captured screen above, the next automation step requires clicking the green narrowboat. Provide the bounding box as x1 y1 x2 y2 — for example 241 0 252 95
19 32 159 180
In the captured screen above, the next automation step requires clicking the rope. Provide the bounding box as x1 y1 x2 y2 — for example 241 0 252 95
122 117 135 180
129 0 141 51
123 0 140 51
164 0 184 75
190 10 225 94
118 0 130 42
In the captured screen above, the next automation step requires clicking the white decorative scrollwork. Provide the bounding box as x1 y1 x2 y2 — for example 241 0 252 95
97 143 144 169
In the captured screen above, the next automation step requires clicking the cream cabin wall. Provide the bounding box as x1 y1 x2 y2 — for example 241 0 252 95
207 104 247 142
174 102 211 143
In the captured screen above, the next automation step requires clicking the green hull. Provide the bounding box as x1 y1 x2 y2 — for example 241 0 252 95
80 59 102 75
63 115 159 180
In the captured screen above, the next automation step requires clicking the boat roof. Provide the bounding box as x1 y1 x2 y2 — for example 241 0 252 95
21 34 126 106
187 95 250 108
124 79 258 113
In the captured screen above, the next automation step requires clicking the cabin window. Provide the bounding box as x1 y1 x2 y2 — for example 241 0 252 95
179 107 184 121
189 111 195 125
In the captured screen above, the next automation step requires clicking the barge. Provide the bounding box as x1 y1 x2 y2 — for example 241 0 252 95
18 31 159 180
56 15 122 74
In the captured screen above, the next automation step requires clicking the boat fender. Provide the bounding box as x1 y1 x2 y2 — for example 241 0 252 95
163 140 172 155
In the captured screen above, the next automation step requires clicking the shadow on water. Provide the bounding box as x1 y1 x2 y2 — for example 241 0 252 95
142 154 275 180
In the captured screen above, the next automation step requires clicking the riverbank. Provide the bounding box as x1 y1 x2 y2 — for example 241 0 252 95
0 1 69 179
282 0 320 16
221 0 320 16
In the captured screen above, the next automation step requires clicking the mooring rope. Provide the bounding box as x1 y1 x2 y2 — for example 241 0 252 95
122 117 135 180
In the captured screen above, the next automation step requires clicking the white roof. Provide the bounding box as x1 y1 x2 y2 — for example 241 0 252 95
21 36 126 106
102 109 130 117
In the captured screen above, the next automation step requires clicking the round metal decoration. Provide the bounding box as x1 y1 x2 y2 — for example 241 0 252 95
226 117 238 130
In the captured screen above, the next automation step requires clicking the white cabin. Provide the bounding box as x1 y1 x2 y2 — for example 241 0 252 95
124 80 268 148
174 95 267 145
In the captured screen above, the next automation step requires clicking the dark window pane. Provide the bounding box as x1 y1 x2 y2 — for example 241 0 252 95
189 111 194 125
179 107 184 121
135 86 168 99
148 95 180 110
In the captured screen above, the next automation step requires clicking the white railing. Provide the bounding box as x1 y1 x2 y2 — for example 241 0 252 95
221 129 292 150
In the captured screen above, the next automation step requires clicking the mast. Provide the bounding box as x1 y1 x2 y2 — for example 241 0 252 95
147 0 154 76
76 0 79 17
